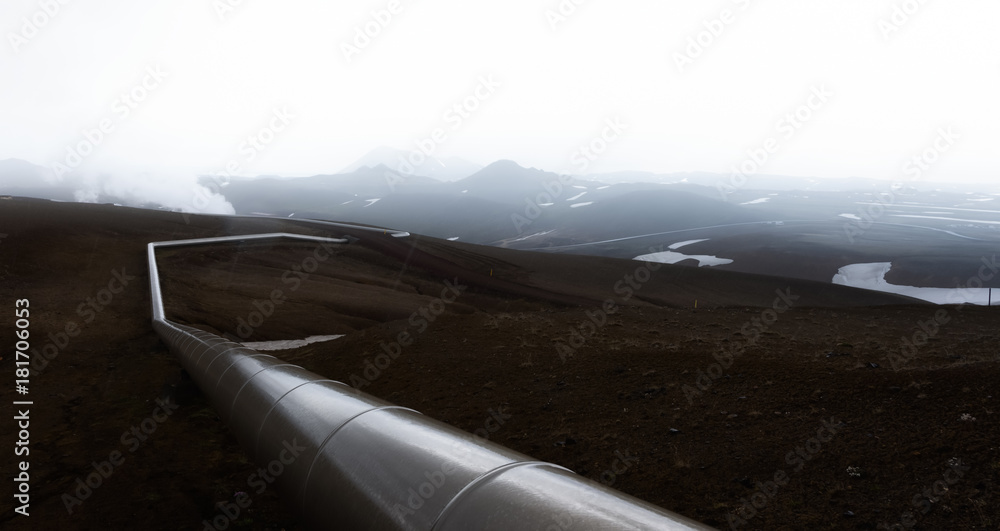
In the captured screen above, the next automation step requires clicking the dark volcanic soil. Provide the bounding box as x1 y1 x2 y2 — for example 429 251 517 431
1 198 998 530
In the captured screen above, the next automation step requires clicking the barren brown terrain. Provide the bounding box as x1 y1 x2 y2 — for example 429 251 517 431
1 197 998 530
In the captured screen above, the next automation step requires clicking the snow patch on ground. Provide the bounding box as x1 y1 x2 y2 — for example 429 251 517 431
894 214 999 225
363 198 381 207
740 198 770 205
634 251 733 267
832 262 992 305
241 335 345 351
567 191 588 201
860 202 1000 215
839 213 861 221
447 237 459 241
569 202 593 208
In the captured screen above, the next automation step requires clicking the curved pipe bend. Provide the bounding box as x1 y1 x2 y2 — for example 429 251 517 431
148 231 714 530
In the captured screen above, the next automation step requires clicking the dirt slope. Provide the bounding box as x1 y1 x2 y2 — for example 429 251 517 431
0 198 997 530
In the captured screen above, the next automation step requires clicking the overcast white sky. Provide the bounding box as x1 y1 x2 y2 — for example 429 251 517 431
1 0 998 184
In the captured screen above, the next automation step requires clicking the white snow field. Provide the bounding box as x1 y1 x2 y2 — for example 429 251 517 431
241 335 345 351
832 262 993 305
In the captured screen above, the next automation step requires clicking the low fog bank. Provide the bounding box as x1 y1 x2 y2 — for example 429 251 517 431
0 158 234 215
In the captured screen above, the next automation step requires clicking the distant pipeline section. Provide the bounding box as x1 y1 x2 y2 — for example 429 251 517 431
148 230 714 530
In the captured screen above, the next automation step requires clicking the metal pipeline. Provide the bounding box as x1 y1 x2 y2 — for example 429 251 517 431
148 232 714 530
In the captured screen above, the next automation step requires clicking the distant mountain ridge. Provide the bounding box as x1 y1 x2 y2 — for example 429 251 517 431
0 158 76 201
213 159 765 246
340 146 483 182
3 155 999 293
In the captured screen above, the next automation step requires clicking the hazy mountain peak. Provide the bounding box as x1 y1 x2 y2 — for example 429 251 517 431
341 146 482 182
483 159 526 171
0 157 40 170
458 159 551 186
360 162 394 174
0 158 55 187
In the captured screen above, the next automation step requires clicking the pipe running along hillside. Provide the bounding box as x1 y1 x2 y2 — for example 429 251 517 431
147 229 715 530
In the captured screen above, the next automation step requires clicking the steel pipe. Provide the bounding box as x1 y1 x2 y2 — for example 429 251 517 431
148 232 714 530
